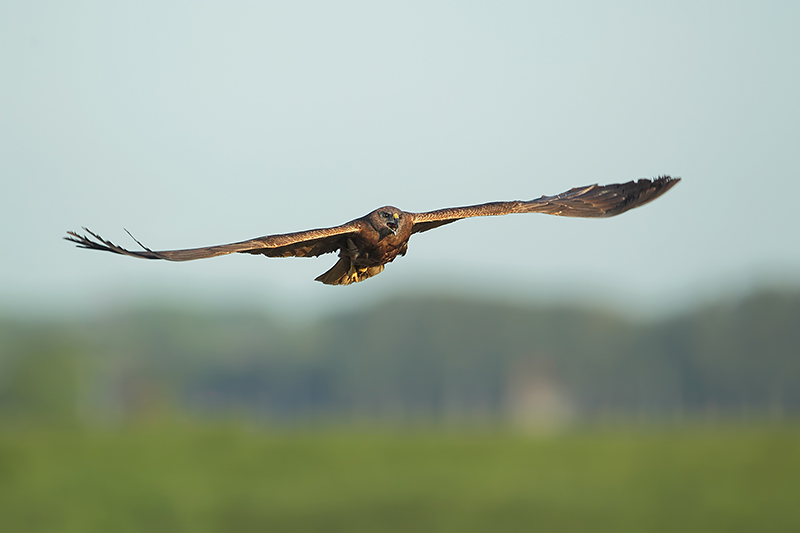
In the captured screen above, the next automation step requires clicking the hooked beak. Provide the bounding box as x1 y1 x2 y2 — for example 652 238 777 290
387 213 399 234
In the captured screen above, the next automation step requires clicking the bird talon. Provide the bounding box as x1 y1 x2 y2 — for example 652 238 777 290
346 263 359 283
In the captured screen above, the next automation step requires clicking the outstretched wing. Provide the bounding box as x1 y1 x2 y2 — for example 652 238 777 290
409 176 679 234
65 221 364 261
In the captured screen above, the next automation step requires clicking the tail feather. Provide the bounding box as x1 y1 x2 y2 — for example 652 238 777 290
315 257 351 285
315 258 385 285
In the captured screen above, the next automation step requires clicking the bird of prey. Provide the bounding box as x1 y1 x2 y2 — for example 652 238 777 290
66 176 679 285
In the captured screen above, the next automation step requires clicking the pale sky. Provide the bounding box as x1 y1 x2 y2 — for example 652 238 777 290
2 1 799 318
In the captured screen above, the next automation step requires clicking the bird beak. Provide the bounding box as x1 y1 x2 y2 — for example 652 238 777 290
387 213 399 235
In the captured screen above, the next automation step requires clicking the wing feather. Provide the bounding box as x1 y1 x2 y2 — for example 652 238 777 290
410 176 679 234
64 221 363 261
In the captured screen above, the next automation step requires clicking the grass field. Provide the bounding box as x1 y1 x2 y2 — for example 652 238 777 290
1 423 798 532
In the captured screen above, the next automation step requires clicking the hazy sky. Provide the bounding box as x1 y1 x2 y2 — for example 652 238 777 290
2 1 799 317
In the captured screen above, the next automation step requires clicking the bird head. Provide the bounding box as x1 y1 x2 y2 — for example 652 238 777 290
369 206 405 238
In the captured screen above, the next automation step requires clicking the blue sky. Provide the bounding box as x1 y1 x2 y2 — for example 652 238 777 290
2 1 799 317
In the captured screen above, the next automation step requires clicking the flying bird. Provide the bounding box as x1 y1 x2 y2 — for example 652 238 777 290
66 176 679 285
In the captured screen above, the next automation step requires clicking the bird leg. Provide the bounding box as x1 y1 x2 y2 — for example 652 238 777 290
317 239 385 285
344 239 362 283
347 263 360 283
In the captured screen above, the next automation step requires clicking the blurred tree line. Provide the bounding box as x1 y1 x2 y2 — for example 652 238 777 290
1 289 798 426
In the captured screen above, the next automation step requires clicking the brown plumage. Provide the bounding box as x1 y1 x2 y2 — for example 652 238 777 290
65 176 680 285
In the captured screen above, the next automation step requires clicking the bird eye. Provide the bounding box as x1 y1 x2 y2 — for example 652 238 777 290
381 212 389 218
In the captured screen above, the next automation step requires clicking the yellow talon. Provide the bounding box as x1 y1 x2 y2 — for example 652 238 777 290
346 262 363 283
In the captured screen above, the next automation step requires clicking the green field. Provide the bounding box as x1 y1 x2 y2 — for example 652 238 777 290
1 424 799 532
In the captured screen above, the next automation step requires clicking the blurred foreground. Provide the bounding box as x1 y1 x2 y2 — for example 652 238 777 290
1 424 799 532
1 288 799 531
